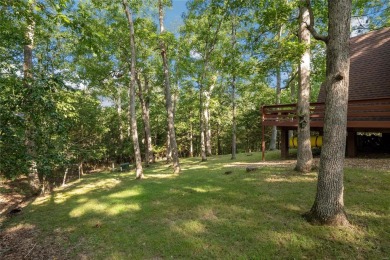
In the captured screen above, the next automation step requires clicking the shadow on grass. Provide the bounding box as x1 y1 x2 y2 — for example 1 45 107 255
2 152 389 259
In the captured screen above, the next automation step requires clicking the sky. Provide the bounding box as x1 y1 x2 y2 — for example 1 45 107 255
165 0 188 32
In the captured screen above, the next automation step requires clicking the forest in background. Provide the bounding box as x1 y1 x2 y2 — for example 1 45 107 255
1 0 389 190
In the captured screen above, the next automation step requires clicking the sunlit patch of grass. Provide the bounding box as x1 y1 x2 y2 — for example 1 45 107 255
265 173 317 183
2 151 389 259
143 173 178 180
185 186 223 193
108 188 142 199
172 220 207 235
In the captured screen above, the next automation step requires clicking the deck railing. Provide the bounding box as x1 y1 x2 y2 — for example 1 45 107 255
262 97 390 129
261 97 390 160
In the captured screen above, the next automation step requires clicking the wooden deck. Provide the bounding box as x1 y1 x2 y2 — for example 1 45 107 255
262 97 390 131
261 97 390 160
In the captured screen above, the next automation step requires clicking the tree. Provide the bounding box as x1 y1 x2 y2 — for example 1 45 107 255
136 71 154 165
182 0 228 161
295 0 313 172
303 0 352 226
158 0 181 174
229 3 238 160
22 0 40 191
122 0 144 179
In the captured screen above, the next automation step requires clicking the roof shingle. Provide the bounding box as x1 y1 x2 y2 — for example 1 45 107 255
317 27 390 102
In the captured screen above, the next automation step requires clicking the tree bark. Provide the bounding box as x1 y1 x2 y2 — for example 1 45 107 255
304 0 351 226
189 121 194 157
62 167 69 186
122 0 144 179
199 84 207 161
116 89 124 163
204 105 212 156
136 72 154 166
203 83 214 156
231 74 237 160
23 1 40 193
295 1 313 172
217 123 222 155
231 19 237 160
166 130 172 163
78 161 83 179
159 0 181 174
116 91 124 143
269 67 281 150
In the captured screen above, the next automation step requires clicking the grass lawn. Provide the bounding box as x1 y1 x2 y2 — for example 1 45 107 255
1 151 389 259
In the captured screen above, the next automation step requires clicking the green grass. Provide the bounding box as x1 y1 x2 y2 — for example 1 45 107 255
2 151 390 259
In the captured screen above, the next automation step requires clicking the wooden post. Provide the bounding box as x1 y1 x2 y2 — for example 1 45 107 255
280 128 289 159
346 131 357 157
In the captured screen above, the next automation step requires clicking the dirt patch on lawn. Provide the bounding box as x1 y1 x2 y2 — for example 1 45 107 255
0 223 86 260
343 157 390 171
0 178 38 225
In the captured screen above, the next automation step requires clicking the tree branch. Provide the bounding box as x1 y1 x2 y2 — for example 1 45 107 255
304 0 328 43
282 69 298 90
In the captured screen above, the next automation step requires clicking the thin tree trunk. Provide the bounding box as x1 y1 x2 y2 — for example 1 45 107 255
116 91 124 163
203 105 212 156
269 26 283 151
231 19 237 160
136 73 154 166
189 117 194 157
78 161 83 179
159 0 181 174
295 2 313 172
217 122 222 155
122 0 143 179
304 0 351 226
231 75 237 159
166 130 172 163
62 167 69 186
204 88 213 156
202 70 215 157
269 67 282 150
199 82 207 161
116 89 124 143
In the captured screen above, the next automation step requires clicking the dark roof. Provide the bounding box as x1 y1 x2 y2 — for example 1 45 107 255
317 27 390 102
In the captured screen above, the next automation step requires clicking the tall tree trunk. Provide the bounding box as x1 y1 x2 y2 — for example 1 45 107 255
159 0 181 174
199 83 207 161
122 0 143 179
116 92 124 143
189 112 194 157
116 89 124 163
217 122 222 155
269 67 281 150
295 1 313 172
136 73 154 166
231 75 237 159
269 26 283 151
24 1 40 192
304 0 351 226
204 86 213 156
231 19 237 160
166 130 172 163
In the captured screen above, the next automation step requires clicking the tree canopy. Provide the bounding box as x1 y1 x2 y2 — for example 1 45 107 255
1 0 388 192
